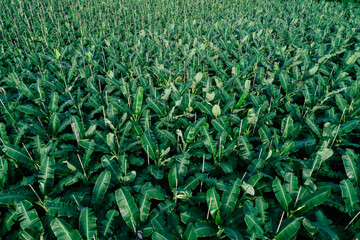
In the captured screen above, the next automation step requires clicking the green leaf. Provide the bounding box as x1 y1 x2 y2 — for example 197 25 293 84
16 200 44 232
201 126 217 156
206 188 221 219
138 193 151 222
115 187 140 232
294 188 331 214
279 71 289 94
49 113 60 137
83 140 95 168
195 102 213 116
342 149 359 183
146 98 166 117
284 172 298 198
168 165 178 190
49 91 59 112
133 86 144 116
255 197 269 225
244 213 263 235
182 175 203 191
142 130 159 162
223 227 243 240
305 117 321 138
2 144 33 165
0 207 17 233
194 222 217 237
0 157 8 188
338 120 359 136
340 179 360 214
273 177 292 211
39 156 55 195
45 201 79 218
79 207 97 240
235 90 248 108
304 148 333 179
238 136 254 160
212 104 221 118
17 105 44 116
335 94 347 113
152 231 174 240
51 218 82 240
344 51 360 66
101 156 122 183
184 224 197 240
0 191 37 204
194 72 203 83
100 210 119 236
91 171 111 204
275 218 301 240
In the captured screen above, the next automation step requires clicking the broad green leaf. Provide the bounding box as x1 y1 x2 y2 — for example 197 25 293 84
18 230 38 240
284 172 298 198
182 175 203 191
142 130 159 161
101 156 122 183
335 94 347 112
238 136 254 160
244 213 263 235
273 177 292 211
206 188 221 219
304 148 333 179
294 188 331 214
138 193 151 222
16 201 44 232
79 207 97 240
305 117 321 138
194 222 217 237
168 165 178 190
83 140 95 168
39 156 55 195
338 120 359 136
48 91 59 112
51 218 82 240
49 113 60 137
17 105 44 116
195 102 213 116
2 144 33 165
255 197 269 225
279 71 289 94
223 227 243 240
340 179 359 214
0 157 8 188
344 51 360 66
184 224 197 240
201 126 217 156
235 90 248 108
100 210 119 236
0 191 37 204
146 98 166 117
194 72 203 83
133 86 144 116
275 218 301 240
281 115 293 139
91 171 111 204
115 187 140 232
44 201 79 218
0 207 17 232
212 104 221 118
342 149 359 183
152 231 174 240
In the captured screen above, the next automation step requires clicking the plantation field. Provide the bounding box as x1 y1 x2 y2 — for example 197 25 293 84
0 0 360 239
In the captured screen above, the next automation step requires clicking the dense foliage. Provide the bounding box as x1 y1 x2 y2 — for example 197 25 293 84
1 0 360 239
